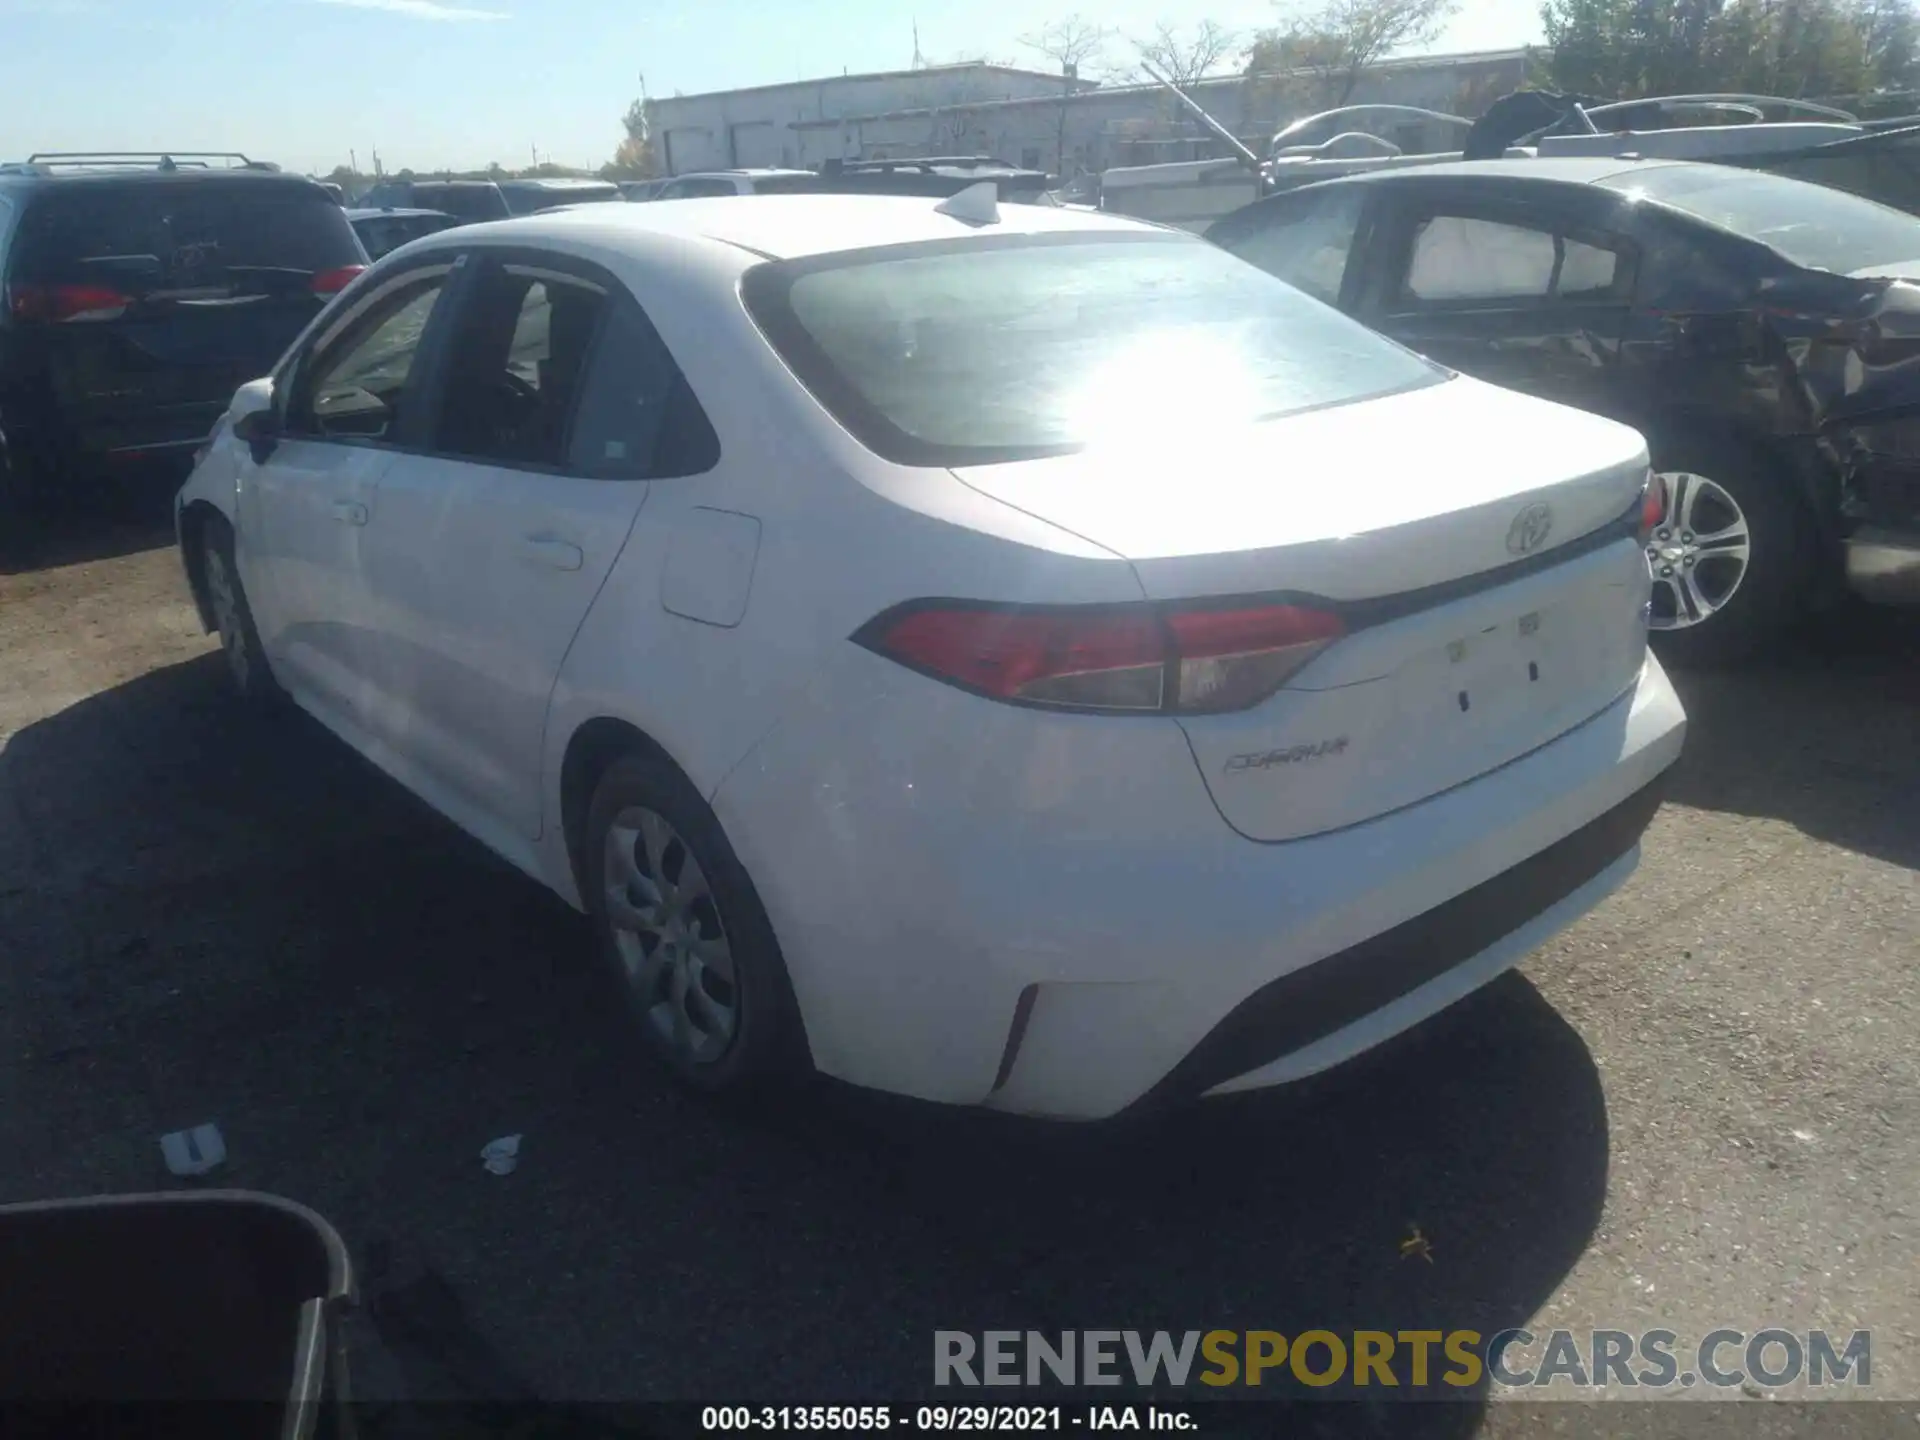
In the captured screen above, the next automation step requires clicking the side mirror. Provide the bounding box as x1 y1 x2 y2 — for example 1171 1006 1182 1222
229 379 281 463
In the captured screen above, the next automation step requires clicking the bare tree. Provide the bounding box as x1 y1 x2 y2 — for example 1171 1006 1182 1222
1249 0 1460 107
1019 13 1114 78
1131 18 1241 86
1019 13 1114 173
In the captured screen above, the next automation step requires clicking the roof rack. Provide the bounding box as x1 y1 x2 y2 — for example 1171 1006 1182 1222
16 151 281 174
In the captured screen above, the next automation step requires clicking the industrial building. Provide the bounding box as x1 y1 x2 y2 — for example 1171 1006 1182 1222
645 48 1535 177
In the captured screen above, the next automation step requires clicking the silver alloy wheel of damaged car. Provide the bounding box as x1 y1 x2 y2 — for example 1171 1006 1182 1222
602 804 740 1067
1647 470 1752 630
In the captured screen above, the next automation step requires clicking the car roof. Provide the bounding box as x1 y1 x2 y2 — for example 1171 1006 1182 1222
0 166 328 195
453 191 1169 261
672 169 816 180
497 176 617 189
1313 156 1695 188
345 207 452 221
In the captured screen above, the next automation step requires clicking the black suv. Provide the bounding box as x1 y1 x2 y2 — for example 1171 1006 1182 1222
0 153 369 506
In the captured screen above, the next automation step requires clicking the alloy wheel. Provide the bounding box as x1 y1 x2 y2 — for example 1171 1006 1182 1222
601 805 739 1066
1647 471 1751 630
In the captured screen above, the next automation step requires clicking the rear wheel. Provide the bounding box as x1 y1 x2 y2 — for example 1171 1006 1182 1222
1645 437 1815 667
584 753 802 1095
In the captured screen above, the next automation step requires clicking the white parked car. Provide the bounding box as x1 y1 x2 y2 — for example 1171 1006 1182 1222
175 191 1686 1121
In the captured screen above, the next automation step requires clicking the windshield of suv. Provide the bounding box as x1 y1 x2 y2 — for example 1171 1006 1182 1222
1601 162 1920 272
742 233 1442 465
13 183 365 296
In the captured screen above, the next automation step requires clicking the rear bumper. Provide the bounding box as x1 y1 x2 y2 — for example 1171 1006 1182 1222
1844 526 1920 605
1142 772 1664 1106
717 648 1687 1120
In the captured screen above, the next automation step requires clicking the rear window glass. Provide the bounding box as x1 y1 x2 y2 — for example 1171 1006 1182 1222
352 212 452 260
15 185 364 293
742 234 1442 465
1601 163 1920 272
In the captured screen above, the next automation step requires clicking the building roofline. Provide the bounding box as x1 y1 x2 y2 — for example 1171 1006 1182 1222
652 60 1081 108
786 46 1536 128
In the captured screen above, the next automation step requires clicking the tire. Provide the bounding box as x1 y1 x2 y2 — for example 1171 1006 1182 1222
583 752 803 1095
1644 434 1817 668
200 520 284 709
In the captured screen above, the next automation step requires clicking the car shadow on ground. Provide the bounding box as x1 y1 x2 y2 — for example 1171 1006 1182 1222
1658 604 1920 871
0 654 1613 1434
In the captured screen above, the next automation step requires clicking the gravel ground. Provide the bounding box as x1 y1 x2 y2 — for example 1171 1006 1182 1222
0 504 1914 1438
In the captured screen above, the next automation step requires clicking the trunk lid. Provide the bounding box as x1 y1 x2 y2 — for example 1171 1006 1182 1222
952 376 1655 841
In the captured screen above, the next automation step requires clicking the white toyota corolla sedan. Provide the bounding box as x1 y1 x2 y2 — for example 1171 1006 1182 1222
174 189 1686 1120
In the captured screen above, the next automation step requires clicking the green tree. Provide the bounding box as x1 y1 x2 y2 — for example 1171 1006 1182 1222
1540 0 1920 99
606 95 660 178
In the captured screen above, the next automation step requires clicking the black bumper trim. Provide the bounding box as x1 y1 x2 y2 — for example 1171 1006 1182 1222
1144 773 1668 1105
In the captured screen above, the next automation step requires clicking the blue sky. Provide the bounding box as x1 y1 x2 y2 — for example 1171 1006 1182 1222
0 0 1544 175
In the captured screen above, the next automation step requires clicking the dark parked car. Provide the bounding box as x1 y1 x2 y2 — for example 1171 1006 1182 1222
358 179 511 224
0 152 368 507
1209 157 1920 663
494 177 622 214
345 206 458 260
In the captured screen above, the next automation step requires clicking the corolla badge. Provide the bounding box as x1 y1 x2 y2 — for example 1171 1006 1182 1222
1506 503 1555 556
1224 737 1350 773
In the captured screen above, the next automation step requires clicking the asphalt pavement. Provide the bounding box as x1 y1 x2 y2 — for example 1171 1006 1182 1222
0 503 1913 1438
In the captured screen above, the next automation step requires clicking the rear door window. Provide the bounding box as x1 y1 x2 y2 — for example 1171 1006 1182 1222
14 184 365 298
1395 213 1624 307
429 261 608 468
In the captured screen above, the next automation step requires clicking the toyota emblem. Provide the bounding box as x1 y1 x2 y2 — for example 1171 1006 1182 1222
1506 503 1555 556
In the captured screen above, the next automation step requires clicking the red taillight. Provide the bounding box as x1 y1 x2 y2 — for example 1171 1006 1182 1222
1637 471 1668 544
858 600 1346 714
311 265 367 297
866 606 1167 710
7 282 131 323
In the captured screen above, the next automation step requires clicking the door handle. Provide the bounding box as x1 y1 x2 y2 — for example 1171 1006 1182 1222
331 499 369 527
517 534 584 572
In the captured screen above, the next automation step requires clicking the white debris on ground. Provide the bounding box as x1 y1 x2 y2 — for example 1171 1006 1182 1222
480 1135 522 1176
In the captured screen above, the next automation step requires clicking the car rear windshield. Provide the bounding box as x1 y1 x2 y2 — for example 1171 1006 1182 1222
1601 163 1920 273
12 183 364 295
740 233 1444 466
